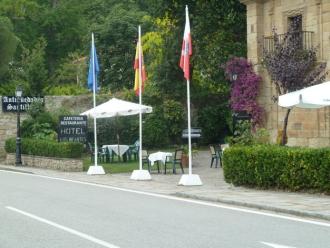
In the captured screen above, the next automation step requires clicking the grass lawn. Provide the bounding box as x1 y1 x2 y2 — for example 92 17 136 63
82 146 206 174
83 155 143 173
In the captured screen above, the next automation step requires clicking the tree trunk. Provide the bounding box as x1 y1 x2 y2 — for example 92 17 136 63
281 108 291 145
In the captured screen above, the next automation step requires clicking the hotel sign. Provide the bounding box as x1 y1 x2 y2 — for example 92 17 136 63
58 115 87 143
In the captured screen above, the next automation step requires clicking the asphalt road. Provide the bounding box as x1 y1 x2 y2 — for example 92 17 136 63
0 170 329 248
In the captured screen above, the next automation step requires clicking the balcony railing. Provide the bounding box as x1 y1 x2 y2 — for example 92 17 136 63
263 31 314 53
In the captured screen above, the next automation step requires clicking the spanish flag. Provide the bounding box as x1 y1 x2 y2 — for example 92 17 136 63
134 41 146 96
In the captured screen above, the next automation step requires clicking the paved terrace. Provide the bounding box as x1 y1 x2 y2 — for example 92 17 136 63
1 151 330 222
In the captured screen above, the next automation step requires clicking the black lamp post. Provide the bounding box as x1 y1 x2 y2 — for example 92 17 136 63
15 85 23 166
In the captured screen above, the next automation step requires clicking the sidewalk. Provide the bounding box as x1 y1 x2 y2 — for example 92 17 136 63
1 151 330 222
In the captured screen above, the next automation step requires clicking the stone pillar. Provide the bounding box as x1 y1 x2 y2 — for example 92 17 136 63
240 0 264 64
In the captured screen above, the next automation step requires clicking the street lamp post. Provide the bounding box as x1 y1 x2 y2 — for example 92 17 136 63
15 85 23 166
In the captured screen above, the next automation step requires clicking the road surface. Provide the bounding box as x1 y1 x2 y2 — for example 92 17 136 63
0 170 329 248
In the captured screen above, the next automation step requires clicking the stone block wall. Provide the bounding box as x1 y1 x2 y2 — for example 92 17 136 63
5 153 83 172
0 110 20 158
241 0 330 147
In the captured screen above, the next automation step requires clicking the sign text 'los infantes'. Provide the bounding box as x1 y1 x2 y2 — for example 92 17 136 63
2 96 44 112
58 115 87 143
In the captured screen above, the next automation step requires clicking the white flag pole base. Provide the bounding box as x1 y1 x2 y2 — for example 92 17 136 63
178 174 203 186
130 169 151 180
87 165 105 175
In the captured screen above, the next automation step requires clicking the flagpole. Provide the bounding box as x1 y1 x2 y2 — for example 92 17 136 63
186 79 192 175
138 25 143 171
178 5 202 185
87 33 105 175
92 33 98 167
130 26 151 180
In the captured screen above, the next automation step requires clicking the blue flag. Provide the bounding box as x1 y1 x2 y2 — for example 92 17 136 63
87 35 100 92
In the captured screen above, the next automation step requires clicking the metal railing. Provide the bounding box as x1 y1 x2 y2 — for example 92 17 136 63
263 31 314 53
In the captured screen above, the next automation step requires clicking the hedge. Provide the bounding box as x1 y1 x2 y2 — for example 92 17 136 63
5 138 84 159
222 145 330 193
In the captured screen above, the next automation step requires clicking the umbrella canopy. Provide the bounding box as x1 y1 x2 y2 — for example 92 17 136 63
80 98 152 118
278 81 330 109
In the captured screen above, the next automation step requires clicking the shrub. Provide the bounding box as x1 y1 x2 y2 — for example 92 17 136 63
227 121 270 146
223 145 330 193
21 101 58 140
224 57 264 126
5 138 84 158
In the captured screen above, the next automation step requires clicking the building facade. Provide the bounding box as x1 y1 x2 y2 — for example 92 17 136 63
240 0 330 147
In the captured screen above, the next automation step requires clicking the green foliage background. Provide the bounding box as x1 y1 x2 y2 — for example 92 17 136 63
0 0 247 146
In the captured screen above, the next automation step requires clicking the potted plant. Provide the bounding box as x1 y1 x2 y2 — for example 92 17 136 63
181 145 198 167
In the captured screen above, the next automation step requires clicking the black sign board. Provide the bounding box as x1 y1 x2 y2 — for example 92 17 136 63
2 96 44 112
58 115 87 143
232 111 251 121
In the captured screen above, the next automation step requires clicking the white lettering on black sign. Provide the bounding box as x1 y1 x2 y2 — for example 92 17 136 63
2 96 44 112
58 115 87 143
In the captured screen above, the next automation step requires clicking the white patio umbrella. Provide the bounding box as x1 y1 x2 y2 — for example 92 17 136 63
81 97 152 118
80 97 152 163
278 81 330 109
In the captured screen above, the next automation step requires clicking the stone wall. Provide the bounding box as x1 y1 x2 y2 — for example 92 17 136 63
5 153 83 172
240 0 330 147
0 95 92 160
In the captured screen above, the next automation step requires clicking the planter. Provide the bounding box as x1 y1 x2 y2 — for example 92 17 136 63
181 154 189 167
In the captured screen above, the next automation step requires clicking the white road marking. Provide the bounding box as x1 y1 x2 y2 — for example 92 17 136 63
261 241 297 248
1 169 330 228
6 206 120 248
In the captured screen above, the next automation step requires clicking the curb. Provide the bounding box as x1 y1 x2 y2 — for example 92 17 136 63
0 166 34 174
174 192 330 222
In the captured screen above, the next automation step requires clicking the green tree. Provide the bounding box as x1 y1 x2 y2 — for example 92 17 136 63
0 16 18 77
40 0 86 73
0 0 42 49
94 3 150 91
23 38 48 95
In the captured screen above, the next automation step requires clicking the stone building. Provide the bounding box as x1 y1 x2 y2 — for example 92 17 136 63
240 0 330 147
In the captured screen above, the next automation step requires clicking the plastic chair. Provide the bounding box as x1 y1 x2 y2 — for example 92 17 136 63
104 146 114 163
210 145 220 168
141 150 153 172
215 144 223 167
128 140 139 161
165 149 184 174
88 142 106 163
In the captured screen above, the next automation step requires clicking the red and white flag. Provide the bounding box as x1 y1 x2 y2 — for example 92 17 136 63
179 5 192 80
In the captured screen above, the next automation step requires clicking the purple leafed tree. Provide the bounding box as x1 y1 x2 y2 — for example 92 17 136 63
225 57 264 127
263 21 327 145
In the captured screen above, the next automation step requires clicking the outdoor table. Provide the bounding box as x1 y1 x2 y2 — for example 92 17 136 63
102 145 129 157
148 151 172 166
